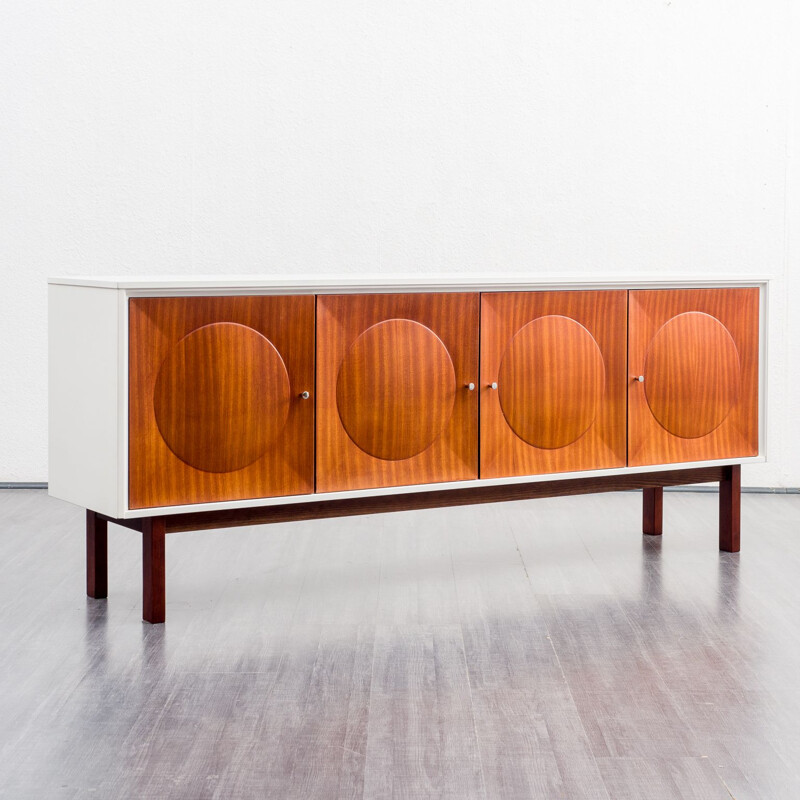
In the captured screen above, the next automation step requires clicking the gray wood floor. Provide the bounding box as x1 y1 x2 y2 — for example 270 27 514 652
1 489 800 799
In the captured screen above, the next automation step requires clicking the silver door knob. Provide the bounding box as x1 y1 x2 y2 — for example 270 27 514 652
300 390 310 399
490 382 498 390
466 382 475 391
634 375 644 383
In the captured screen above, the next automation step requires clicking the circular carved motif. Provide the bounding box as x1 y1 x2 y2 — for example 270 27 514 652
336 319 456 461
498 315 605 450
644 311 740 440
154 322 290 473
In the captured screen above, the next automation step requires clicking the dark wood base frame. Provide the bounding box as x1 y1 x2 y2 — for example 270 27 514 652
86 465 742 623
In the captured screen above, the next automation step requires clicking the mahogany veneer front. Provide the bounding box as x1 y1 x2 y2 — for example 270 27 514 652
129 296 315 509
480 290 627 478
628 288 759 467
316 293 479 492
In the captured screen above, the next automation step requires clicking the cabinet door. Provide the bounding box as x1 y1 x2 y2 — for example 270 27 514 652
628 288 759 467
129 296 315 509
316 293 479 492
480 291 627 479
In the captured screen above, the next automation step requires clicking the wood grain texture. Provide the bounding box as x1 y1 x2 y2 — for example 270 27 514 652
153 322 290 473
129 296 315 509
480 291 627 479
363 625 485 799
336 319 456 461
142 517 165 624
596 757 733 800
643 487 663 536
628 289 759 467
86 510 107 599
720 464 741 553
498 314 606 449
644 313 740 440
316 293 479 492
8 487 800 798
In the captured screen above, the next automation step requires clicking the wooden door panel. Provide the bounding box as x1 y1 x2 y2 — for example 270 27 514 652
628 288 759 467
480 291 627 479
316 293 479 492
129 295 315 509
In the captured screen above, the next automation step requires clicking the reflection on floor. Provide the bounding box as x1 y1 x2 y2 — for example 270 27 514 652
1 488 799 799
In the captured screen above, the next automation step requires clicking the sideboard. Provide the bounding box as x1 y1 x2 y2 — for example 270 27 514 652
48 276 767 622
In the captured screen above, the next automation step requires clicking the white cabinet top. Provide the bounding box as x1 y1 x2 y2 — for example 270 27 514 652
48 274 770 293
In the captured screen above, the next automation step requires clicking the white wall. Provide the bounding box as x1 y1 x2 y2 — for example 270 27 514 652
1 1 797 485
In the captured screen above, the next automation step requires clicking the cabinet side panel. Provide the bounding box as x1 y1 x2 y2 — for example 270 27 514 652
48 284 120 516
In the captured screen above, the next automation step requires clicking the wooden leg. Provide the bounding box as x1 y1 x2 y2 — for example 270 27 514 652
643 487 663 536
142 518 166 623
86 510 108 598
719 464 741 553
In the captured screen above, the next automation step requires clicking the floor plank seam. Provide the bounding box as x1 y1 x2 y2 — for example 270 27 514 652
449 543 489 800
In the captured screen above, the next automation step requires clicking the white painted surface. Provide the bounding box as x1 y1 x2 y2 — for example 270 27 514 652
2 1 798 485
48 274 769 292
48 285 120 517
